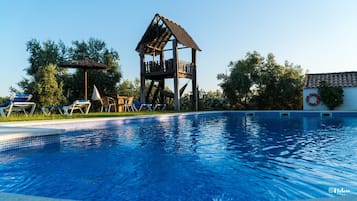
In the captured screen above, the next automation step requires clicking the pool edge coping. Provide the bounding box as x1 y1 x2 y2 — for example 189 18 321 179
1 110 357 127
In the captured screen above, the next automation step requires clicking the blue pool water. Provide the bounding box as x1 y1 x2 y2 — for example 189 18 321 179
0 112 357 201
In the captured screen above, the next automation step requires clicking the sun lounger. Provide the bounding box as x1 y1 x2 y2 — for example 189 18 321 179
153 104 166 111
138 103 153 111
135 102 166 111
124 97 137 112
0 94 36 118
41 105 64 115
42 100 91 116
62 100 91 115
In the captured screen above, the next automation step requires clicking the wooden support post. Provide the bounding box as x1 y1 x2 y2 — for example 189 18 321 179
84 68 88 100
160 51 164 72
159 51 165 104
173 39 180 111
146 80 155 103
139 45 145 103
192 49 198 111
159 79 165 103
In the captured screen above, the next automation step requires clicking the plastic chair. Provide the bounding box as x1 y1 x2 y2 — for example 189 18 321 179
124 97 137 112
100 96 116 112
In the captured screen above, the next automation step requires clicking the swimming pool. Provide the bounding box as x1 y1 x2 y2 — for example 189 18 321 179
0 112 356 200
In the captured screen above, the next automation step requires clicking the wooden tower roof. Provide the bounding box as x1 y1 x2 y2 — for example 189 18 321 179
136 13 201 55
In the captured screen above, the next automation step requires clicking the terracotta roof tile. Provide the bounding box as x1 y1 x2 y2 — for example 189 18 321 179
305 71 357 88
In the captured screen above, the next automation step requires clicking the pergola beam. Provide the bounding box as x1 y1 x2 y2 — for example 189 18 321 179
163 46 190 52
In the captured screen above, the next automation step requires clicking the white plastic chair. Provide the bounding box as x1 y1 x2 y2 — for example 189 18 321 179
100 96 117 112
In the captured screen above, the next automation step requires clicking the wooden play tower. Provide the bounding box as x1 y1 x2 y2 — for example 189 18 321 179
136 13 201 111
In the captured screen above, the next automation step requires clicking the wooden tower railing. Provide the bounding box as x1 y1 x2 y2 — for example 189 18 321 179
144 59 194 79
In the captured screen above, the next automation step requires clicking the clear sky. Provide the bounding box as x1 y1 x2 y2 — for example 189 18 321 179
1 0 357 97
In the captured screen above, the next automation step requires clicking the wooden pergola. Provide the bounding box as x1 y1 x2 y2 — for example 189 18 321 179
136 13 201 111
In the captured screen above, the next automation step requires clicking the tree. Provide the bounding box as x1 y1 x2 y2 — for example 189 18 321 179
34 64 66 107
0 96 9 105
217 51 262 108
218 51 304 110
254 55 304 109
318 81 344 110
67 38 122 100
19 38 122 104
117 79 136 97
18 39 67 101
200 90 228 110
25 39 67 77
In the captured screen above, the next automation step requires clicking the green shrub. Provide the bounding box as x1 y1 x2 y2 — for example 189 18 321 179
318 81 344 110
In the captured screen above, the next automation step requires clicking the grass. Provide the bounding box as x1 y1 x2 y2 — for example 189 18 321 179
0 111 176 122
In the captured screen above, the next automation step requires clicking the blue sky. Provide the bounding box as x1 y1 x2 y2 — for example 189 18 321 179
1 0 357 97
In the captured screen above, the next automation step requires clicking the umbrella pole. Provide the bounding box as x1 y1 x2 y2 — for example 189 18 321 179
84 69 88 100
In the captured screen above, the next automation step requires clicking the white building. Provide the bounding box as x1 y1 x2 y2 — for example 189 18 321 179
303 71 357 111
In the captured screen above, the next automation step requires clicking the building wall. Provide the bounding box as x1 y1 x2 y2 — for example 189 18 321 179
303 87 357 111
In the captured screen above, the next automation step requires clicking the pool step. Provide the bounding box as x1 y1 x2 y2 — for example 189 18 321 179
0 127 64 152
0 192 77 201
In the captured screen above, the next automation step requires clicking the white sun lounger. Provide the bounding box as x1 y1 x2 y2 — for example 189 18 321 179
61 100 91 115
0 94 36 118
42 100 91 116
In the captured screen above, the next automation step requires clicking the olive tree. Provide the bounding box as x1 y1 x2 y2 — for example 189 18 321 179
19 38 122 104
218 51 304 110
18 39 66 100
